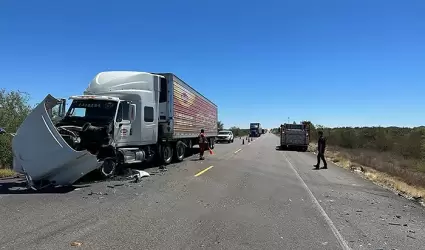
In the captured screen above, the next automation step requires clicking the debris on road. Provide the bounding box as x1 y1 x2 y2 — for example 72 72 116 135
70 241 82 247
107 183 124 188
127 170 150 183
88 191 107 196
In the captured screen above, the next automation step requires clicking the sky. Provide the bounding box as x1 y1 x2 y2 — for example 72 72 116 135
0 0 424 129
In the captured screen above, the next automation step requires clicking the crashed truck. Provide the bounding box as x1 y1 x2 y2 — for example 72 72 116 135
279 122 310 152
12 71 218 190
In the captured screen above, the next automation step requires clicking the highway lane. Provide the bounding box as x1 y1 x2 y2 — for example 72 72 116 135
1 134 425 249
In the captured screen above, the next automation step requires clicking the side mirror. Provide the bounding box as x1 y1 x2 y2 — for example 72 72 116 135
129 104 137 121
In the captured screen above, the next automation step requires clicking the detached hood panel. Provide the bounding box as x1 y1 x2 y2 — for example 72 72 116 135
12 94 100 186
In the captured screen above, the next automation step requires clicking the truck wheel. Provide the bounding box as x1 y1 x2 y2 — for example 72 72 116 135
302 146 308 152
185 140 193 156
160 144 173 165
174 141 185 162
100 158 116 178
209 138 215 149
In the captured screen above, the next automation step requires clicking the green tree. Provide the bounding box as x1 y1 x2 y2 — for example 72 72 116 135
217 121 224 132
0 89 32 168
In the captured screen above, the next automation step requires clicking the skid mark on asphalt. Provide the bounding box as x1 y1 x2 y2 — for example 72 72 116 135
282 153 352 250
194 166 214 177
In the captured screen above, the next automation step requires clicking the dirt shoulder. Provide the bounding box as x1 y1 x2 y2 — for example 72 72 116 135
308 143 425 207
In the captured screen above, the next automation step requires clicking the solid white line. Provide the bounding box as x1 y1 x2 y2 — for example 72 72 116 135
234 149 242 154
282 153 352 250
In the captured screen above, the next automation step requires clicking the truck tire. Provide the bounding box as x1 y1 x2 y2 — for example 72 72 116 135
185 140 193 157
174 141 185 162
159 144 173 165
302 146 308 152
209 138 215 149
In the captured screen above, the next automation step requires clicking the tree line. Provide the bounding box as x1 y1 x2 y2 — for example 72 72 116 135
271 121 425 164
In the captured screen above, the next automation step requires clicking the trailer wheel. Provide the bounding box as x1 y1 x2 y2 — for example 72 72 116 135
209 138 215 149
174 141 185 162
160 144 173 165
185 140 193 156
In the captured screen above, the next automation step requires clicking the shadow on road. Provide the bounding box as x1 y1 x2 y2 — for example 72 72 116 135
0 179 86 194
275 146 307 152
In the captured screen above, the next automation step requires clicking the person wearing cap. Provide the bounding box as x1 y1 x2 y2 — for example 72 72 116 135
314 130 327 169
198 129 208 160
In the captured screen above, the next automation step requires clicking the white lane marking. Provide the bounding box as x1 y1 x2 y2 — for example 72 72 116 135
282 153 352 250
234 149 242 154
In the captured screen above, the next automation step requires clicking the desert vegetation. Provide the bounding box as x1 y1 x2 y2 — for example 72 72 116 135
272 122 425 194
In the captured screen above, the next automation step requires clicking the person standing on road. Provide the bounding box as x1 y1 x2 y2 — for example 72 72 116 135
198 129 208 160
314 131 327 169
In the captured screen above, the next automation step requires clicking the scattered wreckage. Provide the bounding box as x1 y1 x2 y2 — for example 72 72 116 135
12 71 218 190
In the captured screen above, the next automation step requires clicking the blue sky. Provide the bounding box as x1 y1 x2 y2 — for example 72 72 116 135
1 0 424 129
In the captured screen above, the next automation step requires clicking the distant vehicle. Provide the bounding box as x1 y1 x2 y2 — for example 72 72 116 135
279 122 310 152
216 130 234 143
12 71 218 190
249 122 262 137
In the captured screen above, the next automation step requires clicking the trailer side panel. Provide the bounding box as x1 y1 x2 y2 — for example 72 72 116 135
171 75 218 139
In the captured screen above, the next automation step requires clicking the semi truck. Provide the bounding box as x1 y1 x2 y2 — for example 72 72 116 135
12 71 218 189
279 122 310 152
249 123 262 137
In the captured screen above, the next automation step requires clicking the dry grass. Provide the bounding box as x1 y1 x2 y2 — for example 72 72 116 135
0 168 16 178
309 143 425 201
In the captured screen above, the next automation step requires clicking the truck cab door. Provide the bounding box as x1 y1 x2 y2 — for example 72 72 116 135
141 103 156 143
114 101 132 146
45 97 66 125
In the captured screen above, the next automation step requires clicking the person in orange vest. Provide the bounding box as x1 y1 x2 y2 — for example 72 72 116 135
198 129 209 160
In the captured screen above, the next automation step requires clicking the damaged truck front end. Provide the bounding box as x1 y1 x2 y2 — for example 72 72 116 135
12 94 121 190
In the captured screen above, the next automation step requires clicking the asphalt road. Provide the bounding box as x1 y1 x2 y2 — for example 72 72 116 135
1 134 425 250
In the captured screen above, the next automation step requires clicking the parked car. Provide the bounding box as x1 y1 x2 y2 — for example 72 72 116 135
216 130 234 143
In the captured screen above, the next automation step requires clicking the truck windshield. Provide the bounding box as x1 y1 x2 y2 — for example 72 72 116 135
219 131 231 135
66 100 118 120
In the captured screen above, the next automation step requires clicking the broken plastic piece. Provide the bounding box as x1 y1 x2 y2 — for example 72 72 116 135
127 170 150 179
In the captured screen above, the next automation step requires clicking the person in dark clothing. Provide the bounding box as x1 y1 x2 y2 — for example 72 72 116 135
198 129 209 160
314 131 327 169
